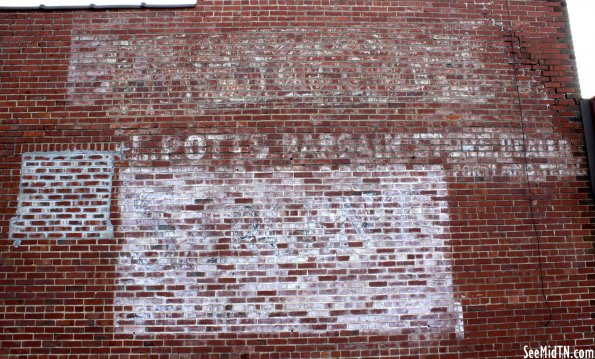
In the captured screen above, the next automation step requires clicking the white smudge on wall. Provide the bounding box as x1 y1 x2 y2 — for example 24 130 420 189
114 164 459 335
9 151 115 246
113 127 583 335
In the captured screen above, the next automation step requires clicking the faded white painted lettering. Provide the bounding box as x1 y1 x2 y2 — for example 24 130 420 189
115 164 459 335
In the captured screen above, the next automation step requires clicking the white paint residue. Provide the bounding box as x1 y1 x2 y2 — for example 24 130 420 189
127 132 582 181
66 24 493 113
115 164 460 335
9 151 115 246
0 0 196 10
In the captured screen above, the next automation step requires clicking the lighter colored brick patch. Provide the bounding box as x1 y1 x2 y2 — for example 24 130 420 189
9 151 115 246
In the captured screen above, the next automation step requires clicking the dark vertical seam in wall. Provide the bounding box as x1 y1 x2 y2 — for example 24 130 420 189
505 0 552 328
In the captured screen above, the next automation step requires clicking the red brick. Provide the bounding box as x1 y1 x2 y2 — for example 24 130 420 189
0 1 593 358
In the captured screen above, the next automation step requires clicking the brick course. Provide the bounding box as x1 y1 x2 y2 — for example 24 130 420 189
0 0 594 358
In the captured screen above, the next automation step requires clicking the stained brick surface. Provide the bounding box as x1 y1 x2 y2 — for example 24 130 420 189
0 1 594 358
9 151 115 245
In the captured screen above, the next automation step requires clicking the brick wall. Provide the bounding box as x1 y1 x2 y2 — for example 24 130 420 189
10 150 117 245
0 0 593 358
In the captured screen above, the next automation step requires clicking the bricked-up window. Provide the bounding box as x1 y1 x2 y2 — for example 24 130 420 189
9 151 116 246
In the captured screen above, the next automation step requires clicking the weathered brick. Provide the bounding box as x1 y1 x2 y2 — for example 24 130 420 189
0 1 593 358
